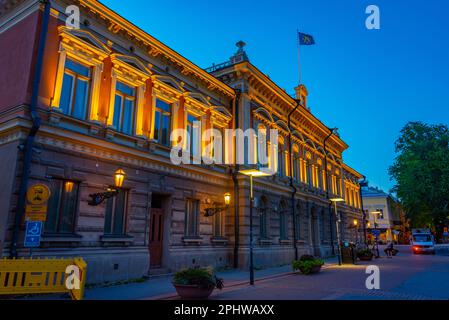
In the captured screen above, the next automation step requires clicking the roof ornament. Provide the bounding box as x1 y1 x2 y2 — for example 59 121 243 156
231 40 249 64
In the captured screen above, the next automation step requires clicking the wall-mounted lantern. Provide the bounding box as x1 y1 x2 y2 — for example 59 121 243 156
64 181 74 193
204 193 231 217
88 168 126 206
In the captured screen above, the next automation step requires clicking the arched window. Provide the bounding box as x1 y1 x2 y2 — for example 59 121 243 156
259 196 270 239
279 199 288 240
305 151 312 186
292 144 300 182
295 201 302 240
256 123 269 168
277 137 285 177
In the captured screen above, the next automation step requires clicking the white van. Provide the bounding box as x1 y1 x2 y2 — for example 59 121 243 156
411 229 435 254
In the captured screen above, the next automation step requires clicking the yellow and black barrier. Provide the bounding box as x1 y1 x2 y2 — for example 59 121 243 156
0 257 87 300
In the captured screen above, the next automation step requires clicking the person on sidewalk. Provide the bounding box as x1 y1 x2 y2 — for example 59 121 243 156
384 241 394 258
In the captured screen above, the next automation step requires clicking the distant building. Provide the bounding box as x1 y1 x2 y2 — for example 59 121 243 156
362 186 410 244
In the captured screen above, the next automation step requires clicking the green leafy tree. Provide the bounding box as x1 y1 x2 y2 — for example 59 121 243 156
389 122 449 228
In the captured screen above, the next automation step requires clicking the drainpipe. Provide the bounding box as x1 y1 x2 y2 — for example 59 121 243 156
288 99 300 261
323 127 337 257
232 89 241 268
10 0 50 258
359 176 368 246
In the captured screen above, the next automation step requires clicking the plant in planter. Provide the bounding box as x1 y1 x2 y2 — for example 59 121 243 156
357 249 374 261
292 255 324 275
172 267 223 299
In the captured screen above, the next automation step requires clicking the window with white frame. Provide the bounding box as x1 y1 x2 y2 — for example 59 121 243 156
153 99 172 146
59 58 91 119
113 82 136 135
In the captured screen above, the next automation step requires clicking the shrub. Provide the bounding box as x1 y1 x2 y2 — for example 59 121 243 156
173 267 224 289
292 257 324 275
356 249 373 258
299 254 315 262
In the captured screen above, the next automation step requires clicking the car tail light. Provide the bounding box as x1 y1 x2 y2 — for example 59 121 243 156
413 246 419 250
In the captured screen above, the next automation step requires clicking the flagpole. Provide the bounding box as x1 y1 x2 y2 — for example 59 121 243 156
297 29 301 85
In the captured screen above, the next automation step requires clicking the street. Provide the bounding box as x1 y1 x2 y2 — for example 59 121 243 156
201 246 449 300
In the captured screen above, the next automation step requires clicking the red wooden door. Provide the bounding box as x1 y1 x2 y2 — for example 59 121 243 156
149 208 164 267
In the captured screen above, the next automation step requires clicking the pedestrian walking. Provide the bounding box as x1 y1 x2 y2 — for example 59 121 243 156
384 241 394 258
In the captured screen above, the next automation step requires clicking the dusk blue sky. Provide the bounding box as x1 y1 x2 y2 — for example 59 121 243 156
102 0 449 193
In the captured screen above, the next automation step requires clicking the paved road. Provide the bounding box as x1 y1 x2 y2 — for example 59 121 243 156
208 246 449 300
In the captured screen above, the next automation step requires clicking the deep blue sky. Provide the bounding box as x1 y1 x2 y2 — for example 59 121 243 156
102 0 449 193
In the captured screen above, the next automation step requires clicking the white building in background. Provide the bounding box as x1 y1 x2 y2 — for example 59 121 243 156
362 186 409 244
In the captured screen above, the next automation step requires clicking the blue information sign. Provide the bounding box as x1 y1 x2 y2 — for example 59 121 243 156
371 229 381 237
24 221 42 247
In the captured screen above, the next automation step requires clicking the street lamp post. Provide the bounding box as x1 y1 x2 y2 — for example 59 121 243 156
324 127 338 256
330 197 345 266
353 219 358 243
239 168 271 286
371 211 382 258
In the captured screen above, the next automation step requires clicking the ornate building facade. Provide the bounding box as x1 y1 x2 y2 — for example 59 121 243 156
0 0 363 283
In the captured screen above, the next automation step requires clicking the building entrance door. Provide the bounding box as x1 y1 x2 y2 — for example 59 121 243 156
149 208 164 268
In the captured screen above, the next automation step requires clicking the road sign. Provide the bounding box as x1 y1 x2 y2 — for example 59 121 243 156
25 213 47 222
371 229 381 237
26 184 51 205
24 221 43 248
26 204 47 214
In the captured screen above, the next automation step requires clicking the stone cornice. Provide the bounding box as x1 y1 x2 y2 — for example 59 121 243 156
77 0 235 99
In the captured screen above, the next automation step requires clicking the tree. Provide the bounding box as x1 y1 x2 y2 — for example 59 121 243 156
389 122 449 229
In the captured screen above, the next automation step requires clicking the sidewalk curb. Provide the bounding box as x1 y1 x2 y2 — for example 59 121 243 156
145 262 339 300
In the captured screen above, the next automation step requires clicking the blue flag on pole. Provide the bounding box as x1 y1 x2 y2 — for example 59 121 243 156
298 32 315 45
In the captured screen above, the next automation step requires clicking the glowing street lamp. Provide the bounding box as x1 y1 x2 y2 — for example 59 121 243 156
88 168 126 206
224 192 231 206
330 197 345 266
239 168 272 285
204 192 232 217
114 168 126 188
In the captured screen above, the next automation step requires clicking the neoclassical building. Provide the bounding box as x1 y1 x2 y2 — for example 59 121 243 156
0 0 363 283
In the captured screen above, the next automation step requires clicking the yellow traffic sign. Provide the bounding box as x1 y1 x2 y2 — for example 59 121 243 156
25 213 47 222
26 184 51 205
26 204 48 214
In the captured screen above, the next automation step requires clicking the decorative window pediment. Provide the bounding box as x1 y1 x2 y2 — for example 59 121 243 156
58 26 111 62
253 107 274 124
111 54 151 86
152 75 184 94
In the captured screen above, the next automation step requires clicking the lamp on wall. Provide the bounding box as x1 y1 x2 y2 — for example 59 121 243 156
204 193 231 217
88 168 126 206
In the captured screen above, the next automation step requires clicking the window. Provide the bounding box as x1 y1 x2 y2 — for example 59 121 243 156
113 82 135 135
320 210 326 242
211 126 225 163
292 152 300 182
213 211 225 238
279 201 288 240
260 211 269 239
186 114 201 157
59 58 91 119
277 139 285 177
104 189 128 235
185 199 200 237
45 180 79 234
154 99 171 146
295 213 301 240
306 162 312 186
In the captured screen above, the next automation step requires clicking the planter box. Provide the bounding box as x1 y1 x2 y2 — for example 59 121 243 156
296 265 322 275
173 283 214 299
358 256 373 261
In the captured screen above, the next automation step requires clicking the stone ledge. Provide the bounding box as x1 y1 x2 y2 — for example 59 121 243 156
182 237 203 244
211 237 229 245
100 235 134 243
41 233 82 243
